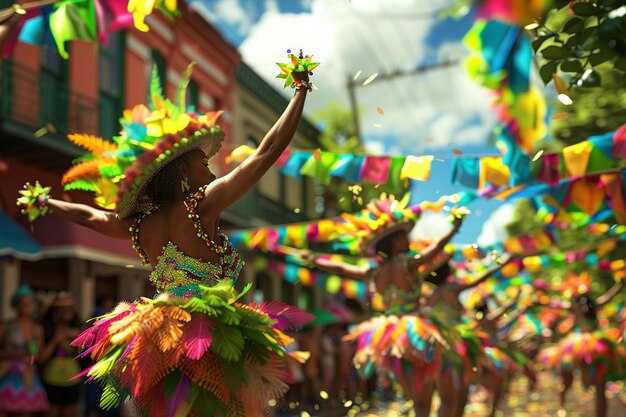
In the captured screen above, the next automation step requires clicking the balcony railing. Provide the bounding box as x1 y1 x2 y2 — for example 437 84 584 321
1 60 98 136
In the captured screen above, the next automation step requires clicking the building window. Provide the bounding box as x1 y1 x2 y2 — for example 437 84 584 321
39 44 68 132
185 79 199 111
99 30 124 139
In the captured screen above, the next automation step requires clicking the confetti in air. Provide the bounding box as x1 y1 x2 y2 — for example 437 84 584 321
362 73 378 86
353 70 362 81
452 149 463 155
313 148 321 161
377 107 385 115
532 149 544 162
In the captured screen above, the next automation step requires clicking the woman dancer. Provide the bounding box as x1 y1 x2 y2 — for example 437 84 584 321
423 252 512 417
471 290 526 417
39 294 82 417
300 198 464 417
538 272 625 417
16 56 316 417
0 285 50 417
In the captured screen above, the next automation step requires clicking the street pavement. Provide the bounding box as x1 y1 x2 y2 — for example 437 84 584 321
278 372 626 417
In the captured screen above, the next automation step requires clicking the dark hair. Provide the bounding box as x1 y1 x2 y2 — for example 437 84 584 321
428 261 451 286
476 302 489 315
575 294 597 322
144 158 185 208
375 230 406 258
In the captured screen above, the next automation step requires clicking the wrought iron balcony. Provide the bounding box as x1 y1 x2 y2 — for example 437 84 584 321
1 59 98 140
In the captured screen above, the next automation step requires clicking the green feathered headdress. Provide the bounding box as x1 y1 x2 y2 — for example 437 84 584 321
61 63 224 218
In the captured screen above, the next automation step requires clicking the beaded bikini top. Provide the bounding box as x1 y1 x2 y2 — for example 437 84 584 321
130 185 244 298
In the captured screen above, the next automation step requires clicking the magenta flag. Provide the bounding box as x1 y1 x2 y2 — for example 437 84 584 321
360 156 391 184
100 0 134 40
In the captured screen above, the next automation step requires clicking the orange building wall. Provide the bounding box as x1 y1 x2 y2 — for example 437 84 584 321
3 2 240 250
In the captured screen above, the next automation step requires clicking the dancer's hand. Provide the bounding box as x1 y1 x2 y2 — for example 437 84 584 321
298 249 315 263
292 70 310 85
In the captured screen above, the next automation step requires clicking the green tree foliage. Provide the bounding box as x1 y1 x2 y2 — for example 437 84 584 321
312 101 408 216
533 0 626 88
550 65 626 144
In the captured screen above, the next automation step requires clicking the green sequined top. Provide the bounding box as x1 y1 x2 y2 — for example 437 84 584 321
430 301 462 324
130 186 244 299
371 254 422 314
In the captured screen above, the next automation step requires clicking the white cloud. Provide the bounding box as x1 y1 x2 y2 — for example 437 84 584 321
411 211 453 241
477 203 516 247
190 0 255 36
236 0 496 153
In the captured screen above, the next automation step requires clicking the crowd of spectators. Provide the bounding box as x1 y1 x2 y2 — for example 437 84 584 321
0 286 122 417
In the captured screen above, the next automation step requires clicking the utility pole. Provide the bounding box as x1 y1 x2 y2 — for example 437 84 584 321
346 75 362 147
347 59 459 144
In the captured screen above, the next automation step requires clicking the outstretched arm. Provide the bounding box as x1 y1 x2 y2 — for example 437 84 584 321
299 251 371 281
200 72 309 217
409 219 462 268
455 254 512 293
42 197 132 240
596 280 624 307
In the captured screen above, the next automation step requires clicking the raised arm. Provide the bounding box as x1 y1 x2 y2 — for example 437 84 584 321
200 72 309 217
423 251 454 284
41 197 132 240
497 305 530 332
596 280 624 307
455 254 512 293
409 219 462 268
487 289 521 322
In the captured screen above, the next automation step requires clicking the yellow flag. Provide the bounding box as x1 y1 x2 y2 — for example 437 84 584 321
400 155 434 181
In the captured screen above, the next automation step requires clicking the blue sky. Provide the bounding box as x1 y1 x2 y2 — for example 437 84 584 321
193 0 518 245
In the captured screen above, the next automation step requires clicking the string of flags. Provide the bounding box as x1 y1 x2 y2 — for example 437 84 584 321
3 0 180 58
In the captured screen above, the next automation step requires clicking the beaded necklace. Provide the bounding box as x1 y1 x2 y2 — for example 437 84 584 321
129 185 227 265
183 185 228 255
130 213 150 265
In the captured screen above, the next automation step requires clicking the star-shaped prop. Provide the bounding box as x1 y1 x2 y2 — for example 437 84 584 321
276 49 319 90
17 181 51 222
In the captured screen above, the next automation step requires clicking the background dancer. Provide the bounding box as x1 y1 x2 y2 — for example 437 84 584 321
299 198 464 417
424 252 512 417
538 272 625 417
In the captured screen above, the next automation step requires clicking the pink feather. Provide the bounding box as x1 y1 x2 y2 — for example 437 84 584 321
256 301 314 330
181 315 214 360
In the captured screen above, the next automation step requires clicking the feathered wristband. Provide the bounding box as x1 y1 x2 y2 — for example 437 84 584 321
17 181 52 222
276 49 319 91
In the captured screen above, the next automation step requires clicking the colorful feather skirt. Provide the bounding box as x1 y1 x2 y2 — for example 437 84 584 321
478 342 527 382
427 315 490 387
0 359 50 412
71 280 313 417
344 313 449 388
538 328 626 383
